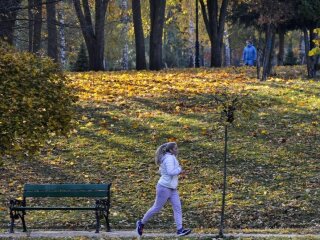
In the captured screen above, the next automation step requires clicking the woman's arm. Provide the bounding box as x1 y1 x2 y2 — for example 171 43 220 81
164 155 182 176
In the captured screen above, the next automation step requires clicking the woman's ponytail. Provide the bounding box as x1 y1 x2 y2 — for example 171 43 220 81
154 142 177 165
155 143 167 165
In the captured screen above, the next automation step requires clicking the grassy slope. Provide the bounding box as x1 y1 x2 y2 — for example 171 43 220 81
0 66 319 233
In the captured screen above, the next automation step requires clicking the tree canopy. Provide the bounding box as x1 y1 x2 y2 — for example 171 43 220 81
0 0 319 76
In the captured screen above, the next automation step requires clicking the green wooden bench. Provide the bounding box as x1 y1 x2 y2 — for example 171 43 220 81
9 183 111 233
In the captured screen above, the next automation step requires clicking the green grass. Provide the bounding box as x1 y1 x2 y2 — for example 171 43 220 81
0 67 319 234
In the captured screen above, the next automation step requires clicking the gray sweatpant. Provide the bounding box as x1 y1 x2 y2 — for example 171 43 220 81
141 183 182 230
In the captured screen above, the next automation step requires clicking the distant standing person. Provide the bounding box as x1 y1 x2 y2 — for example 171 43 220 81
242 40 257 66
136 142 191 237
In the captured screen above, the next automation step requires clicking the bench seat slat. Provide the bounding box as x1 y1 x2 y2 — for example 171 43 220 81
12 207 101 211
24 191 109 198
24 184 110 191
23 184 111 198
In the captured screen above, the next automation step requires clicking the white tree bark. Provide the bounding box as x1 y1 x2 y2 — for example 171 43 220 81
57 2 66 68
299 31 306 64
224 27 231 66
120 0 129 70
187 0 195 67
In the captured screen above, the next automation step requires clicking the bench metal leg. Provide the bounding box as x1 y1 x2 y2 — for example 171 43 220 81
21 214 27 232
9 210 14 233
104 210 110 232
95 209 100 233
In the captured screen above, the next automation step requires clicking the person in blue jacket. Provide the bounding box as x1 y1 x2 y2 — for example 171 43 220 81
242 40 257 66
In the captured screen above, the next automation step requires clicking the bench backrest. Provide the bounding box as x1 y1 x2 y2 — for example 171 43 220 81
23 184 111 198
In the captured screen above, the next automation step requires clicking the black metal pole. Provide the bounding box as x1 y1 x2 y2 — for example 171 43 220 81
219 124 228 238
195 0 200 67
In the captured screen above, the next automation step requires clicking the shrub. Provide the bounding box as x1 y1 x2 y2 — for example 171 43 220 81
72 43 89 72
0 41 77 158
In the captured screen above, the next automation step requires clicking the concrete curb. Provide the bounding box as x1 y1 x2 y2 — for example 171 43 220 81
0 230 320 239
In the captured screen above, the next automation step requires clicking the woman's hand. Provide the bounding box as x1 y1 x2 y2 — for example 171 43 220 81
180 170 189 179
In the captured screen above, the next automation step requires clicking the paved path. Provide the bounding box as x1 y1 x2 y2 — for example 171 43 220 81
0 230 320 239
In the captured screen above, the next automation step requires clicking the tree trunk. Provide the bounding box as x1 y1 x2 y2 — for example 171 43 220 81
120 0 129 70
0 0 22 44
224 27 231 66
195 0 200 67
303 28 311 77
268 32 275 74
28 0 34 51
261 24 275 81
303 27 316 78
277 30 285 66
132 0 146 70
256 48 261 79
94 0 108 70
46 0 58 61
57 4 66 68
73 0 109 71
256 31 263 79
33 0 42 53
299 31 305 64
309 27 317 77
149 0 166 70
162 27 167 68
210 37 223 67
200 0 229 67
187 0 195 67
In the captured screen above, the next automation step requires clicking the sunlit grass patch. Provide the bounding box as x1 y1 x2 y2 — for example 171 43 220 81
0 67 319 232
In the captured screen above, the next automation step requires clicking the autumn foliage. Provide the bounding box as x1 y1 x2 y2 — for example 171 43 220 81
309 28 320 57
0 42 77 157
0 66 319 232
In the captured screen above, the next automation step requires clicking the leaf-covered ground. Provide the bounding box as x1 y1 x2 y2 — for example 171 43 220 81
0 66 319 234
